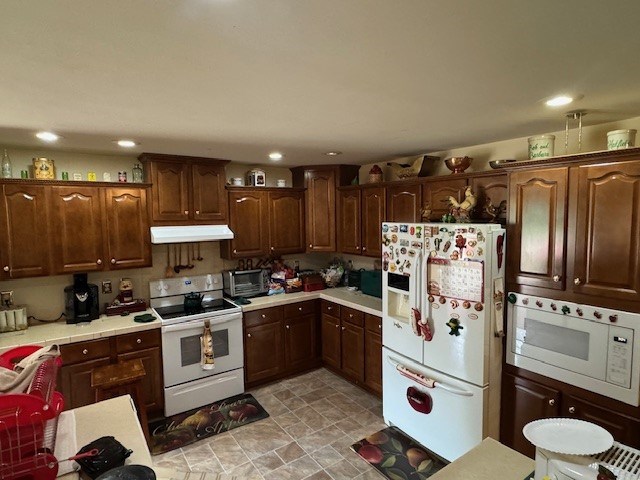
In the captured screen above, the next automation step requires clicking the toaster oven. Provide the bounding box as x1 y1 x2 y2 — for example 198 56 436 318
222 269 270 298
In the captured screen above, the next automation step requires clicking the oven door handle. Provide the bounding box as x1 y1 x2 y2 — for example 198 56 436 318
162 313 242 333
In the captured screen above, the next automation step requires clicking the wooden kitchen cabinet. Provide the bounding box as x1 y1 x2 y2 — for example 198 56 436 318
507 167 568 291
470 174 508 223
58 330 164 416
421 178 466 221
501 371 640 458
338 185 385 257
364 313 382 396
291 165 360 252
50 186 105 273
385 183 421 222
222 188 305 258
321 309 342 370
0 184 51 279
341 320 365 383
103 187 152 269
139 153 229 225
244 301 320 388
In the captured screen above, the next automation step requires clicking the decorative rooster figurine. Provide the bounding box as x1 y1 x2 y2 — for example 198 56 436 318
387 156 424 179
448 186 477 222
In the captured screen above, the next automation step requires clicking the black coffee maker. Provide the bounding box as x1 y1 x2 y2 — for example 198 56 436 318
65 273 99 324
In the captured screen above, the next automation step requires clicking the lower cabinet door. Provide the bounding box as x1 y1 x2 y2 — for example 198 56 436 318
58 357 111 410
321 314 341 370
284 314 317 371
500 373 560 458
245 322 284 384
341 323 365 383
364 331 382 396
118 347 164 416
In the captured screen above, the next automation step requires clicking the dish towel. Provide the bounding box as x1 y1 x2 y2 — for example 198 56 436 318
0 344 60 393
200 321 215 370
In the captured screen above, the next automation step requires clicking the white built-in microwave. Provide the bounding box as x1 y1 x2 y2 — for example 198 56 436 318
506 292 640 406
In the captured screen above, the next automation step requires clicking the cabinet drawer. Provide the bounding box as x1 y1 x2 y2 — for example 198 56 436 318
60 339 111 365
115 329 161 354
341 306 364 327
365 313 382 333
244 306 283 327
321 300 340 318
284 301 316 319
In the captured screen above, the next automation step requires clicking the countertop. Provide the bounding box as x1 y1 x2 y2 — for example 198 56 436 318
0 309 160 354
429 438 534 480
0 287 381 354
240 287 383 316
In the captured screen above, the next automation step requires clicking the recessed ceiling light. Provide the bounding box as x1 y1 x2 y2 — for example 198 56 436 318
116 140 138 148
324 151 342 156
545 95 574 107
35 131 60 142
269 152 283 160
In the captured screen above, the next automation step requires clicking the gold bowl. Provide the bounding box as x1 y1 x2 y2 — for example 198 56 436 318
444 156 472 174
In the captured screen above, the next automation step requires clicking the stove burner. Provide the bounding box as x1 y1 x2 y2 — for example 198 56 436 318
154 298 239 321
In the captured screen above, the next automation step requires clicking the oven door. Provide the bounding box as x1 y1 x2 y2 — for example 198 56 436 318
508 304 608 381
161 312 243 388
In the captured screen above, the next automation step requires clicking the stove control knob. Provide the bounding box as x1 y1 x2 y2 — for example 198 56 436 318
522 298 529 305
594 311 602 319
576 308 583 316
561 305 570 315
536 300 543 308
550 303 557 311
609 314 618 323
507 293 517 304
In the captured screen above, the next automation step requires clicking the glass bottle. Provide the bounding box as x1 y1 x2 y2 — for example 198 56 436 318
1 150 12 178
132 163 143 183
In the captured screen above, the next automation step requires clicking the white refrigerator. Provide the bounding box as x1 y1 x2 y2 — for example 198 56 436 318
381 222 505 461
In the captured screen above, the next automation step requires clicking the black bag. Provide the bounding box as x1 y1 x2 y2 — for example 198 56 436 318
75 436 133 480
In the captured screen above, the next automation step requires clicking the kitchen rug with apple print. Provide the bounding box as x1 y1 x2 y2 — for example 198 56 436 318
148 393 269 455
351 426 448 479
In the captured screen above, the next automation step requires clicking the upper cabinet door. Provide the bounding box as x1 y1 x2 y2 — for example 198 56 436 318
268 190 305 255
507 168 568 290
385 184 421 223
305 169 337 252
0 184 50 279
338 189 361 255
470 174 508 223
191 162 227 222
227 191 268 258
570 162 640 301
361 186 385 258
104 187 152 269
149 161 190 222
422 178 467 221
51 186 105 273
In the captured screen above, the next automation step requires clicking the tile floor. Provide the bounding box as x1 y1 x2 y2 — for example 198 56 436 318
152 368 387 479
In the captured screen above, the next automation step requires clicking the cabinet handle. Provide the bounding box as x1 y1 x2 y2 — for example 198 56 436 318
195 210 200 215
3 266 9 272
378 324 382 329
309 244 313 248
96 259 103 265
261 314 266 318
342 326 346 331
136 338 142 344
362 246 367 251
355 246 359 250
552 275 560 282
574 278 582 285
298 307 303 311
184 210 189 215
335 324 339 329
286 325 290 330
247 333 252 338
349 314 353 318
82 349 88 355
327 306 332 310
548 399 555 406
271 247 274 251
233 249 237 254
568 406 575 414
110 258 116 265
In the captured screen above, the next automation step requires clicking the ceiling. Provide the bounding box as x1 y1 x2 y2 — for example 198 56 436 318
2 1 640 166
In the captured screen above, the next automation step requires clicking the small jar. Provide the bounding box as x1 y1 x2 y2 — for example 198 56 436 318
132 163 143 183
118 171 127 182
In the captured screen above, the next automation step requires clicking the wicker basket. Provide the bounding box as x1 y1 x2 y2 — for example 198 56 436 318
368 173 383 183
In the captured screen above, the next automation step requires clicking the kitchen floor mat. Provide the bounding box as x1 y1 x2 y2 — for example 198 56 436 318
351 426 448 479
148 393 269 455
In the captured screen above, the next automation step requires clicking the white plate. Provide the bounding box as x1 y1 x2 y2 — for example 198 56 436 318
523 418 613 455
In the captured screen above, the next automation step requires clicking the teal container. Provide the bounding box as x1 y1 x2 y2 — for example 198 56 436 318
360 270 382 298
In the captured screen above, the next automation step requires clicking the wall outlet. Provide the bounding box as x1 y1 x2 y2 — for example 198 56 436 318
102 280 112 294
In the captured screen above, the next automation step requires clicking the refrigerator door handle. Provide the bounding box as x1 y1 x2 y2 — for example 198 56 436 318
410 251 423 336
387 356 474 397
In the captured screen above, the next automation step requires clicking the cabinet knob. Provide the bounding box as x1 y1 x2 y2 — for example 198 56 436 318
110 258 116 265
261 314 266 318
327 306 332 310
335 324 339 329
355 246 359 250
271 246 274 251
184 210 189 215
195 210 200 215
298 307 303 311
233 249 237 254
309 244 313 248
553 275 560 282
3 266 9 272
341 326 346 331
136 338 142 344
568 406 575 414
286 325 290 330
378 324 382 329
349 313 353 318
362 246 367 251
96 259 103 265
82 349 88 355
247 333 252 338
574 278 582 285
548 399 555 406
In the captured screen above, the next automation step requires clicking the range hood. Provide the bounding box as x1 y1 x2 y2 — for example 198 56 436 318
150 225 234 244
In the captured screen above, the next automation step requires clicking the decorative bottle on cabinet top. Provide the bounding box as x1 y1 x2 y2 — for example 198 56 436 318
1 149 11 178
